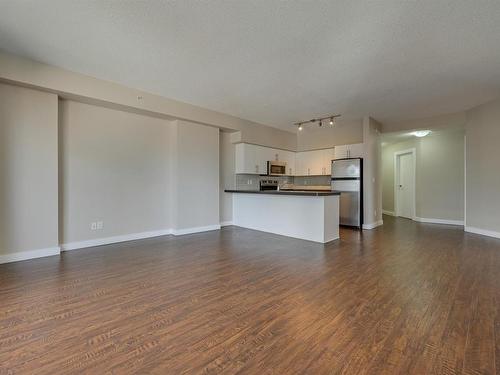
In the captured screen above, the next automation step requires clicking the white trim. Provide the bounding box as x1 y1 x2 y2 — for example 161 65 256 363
465 226 500 239
394 148 416 220
61 229 172 251
382 210 395 216
171 224 221 236
0 246 60 264
220 221 233 227
363 220 384 230
414 217 464 226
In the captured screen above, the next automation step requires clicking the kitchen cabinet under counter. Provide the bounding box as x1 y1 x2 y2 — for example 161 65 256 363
225 190 340 243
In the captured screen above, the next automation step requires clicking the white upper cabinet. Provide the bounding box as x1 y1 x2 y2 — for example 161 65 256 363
254 145 273 173
348 143 364 158
235 143 361 175
321 148 335 175
296 148 334 176
235 143 295 175
334 143 364 159
280 150 296 176
296 151 313 176
334 145 348 159
235 143 258 174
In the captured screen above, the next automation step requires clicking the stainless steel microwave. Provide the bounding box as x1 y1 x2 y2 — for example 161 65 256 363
267 161 287 176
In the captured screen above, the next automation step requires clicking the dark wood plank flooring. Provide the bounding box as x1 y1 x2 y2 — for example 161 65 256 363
1 216 499 374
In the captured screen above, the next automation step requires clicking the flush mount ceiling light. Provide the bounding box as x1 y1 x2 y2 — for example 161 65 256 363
294 114 340 131
412 130 432 137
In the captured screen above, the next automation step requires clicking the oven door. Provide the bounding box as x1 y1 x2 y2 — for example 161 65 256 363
267 162 286 176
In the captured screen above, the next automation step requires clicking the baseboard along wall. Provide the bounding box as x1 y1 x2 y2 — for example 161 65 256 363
1 225 223 264
362 220 384 230
465 226 500 239
414 217 464 226
0 246 60 264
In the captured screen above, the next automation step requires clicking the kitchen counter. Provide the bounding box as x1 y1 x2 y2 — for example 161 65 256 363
224 189 340 196
226 189 340 243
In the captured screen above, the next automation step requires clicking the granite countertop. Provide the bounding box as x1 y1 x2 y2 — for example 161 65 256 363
224 189 340 196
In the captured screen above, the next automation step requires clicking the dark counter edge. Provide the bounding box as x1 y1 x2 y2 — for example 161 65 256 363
224 189 341 196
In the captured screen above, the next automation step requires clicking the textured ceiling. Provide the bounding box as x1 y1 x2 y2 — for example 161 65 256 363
1 1 500 131
381 125 465 146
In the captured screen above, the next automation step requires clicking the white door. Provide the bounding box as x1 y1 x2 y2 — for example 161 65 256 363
396 152 415 219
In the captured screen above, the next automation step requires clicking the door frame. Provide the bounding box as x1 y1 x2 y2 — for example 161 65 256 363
394 148 416 219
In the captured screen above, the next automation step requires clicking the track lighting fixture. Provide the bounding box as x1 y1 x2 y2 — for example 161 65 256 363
294 114 340 131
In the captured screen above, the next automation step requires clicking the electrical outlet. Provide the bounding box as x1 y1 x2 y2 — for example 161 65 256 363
90 222 97 230
96 221 103 230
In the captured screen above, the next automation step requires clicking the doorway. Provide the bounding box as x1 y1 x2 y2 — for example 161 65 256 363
394 149 416 219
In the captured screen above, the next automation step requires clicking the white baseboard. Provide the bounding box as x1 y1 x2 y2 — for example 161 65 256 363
61 229 172 251
465 226 500 239
363 220 384 230
382 210 395 216
414 217 464 226
62 224 223 252
172 224 221 236
220 221 233 227
0 246 60 264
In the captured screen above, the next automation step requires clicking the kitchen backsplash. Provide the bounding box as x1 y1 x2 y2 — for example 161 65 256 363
293 175 331 186
234 174 328 191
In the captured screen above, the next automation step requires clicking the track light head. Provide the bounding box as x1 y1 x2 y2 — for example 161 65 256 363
319 120 322 127
298 123 303 131
329 117 334 125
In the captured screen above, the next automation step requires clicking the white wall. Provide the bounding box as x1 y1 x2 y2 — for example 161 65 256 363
170 120 219 232
0 83 59 259
0 51 296 151
382 129 465 222
219 131 235 224
0 79 287 261
362 117 383 228
60 100 171 244
419 131 464 220
465 98 500 235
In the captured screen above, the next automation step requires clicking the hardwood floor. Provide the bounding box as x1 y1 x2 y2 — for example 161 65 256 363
1 216 499 374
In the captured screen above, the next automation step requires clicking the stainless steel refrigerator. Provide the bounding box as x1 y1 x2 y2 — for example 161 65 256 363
331 158 363 228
